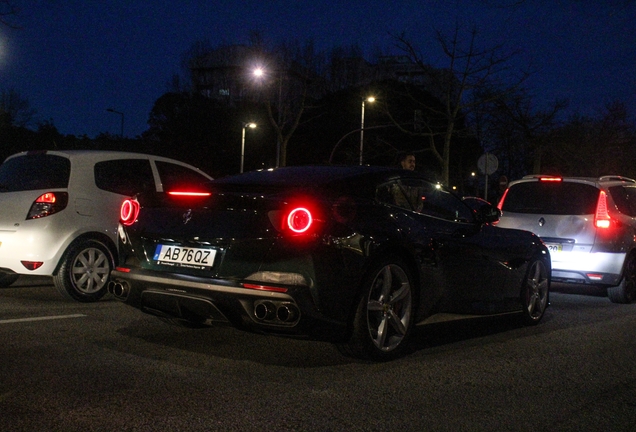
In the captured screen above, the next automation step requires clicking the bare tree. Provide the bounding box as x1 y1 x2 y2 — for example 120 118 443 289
255 40 327 167
392 24 527 185
547 102 636 177
481 88 567 176
0 88 36 127
0 1 18 28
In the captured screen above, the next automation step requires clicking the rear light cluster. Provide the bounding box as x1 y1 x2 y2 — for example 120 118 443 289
269 198 323 239
287 208 313 233
120 199 140 226
270 195 357 239
27 192 69 219
594 191 611 229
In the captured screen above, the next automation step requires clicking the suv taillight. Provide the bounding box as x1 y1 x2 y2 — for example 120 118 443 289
27 192 69 219
595 191 611 229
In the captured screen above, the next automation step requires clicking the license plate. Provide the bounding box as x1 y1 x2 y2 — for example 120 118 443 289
153 244 216 269
545 243 562 253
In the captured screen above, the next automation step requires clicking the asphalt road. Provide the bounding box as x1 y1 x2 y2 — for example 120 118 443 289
1 277 635 432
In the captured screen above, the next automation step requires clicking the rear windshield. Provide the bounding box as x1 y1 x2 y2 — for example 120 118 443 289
0 154 70 192
502 181 599 215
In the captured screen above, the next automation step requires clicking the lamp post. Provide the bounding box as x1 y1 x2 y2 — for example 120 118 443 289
359 96 375 165
241 122 257 173
106 108 124 138
253 67 283 167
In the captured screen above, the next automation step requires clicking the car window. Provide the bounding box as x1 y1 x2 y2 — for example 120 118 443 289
376 179 422 211
0 154 70 191
609 185 636 217
502 181 599 215
94 159 155 195
376 179 473 222
419 182 474 222
155 161 211 191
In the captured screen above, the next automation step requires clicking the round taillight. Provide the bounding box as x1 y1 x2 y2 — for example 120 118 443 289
120 199 140 226
287 207 313 233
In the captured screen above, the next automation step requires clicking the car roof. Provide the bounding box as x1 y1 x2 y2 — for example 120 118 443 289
509 174 636 188
4 150 213 178
215 165 423 187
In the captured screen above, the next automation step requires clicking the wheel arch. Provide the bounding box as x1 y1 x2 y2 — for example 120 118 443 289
53 232 117 276
341 244 421 337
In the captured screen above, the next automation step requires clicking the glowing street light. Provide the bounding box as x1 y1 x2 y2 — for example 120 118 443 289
253 66 283 167
359 96 375 165
241 122 257 173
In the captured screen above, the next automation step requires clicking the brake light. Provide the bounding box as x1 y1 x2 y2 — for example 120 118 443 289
167 191 211 197
497 188 509 210
21 261 44 270
595 191 611 229
539 177 563 182
36 193 57 203
120 199 140 226
287 207 313 233
242 283 289 293
27 192 69 219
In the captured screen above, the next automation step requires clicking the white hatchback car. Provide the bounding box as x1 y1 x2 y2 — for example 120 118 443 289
0 150 213 301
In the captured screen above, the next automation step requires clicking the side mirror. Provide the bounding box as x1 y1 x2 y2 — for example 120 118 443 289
475 204 501 224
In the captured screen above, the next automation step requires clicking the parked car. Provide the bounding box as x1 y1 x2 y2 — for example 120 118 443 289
496 174 636 303
109 165 550 360
0 150 213 301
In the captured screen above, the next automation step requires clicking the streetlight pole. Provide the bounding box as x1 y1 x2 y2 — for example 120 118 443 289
359 96 375 165
106 108 124 138
241 123 257 173
253 67 283 168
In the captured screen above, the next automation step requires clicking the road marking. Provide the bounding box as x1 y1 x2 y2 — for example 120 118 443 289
0 314 87 324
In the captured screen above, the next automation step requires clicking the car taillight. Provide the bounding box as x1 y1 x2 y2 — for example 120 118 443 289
167 191 212 197
120 199 140 226
287 207 313 233
539 177 563 182
497 188 509 211
269 198 324 239
595 191 611 229
27 192 69 219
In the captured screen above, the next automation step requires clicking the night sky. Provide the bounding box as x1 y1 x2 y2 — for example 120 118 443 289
1 0 634 138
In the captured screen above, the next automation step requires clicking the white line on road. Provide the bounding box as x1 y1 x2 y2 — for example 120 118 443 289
0 314 87 324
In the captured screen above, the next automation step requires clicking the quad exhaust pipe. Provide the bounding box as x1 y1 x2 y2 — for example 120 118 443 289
108 280 130 300
253 300 299 324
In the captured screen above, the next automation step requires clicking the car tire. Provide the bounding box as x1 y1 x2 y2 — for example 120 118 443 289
608 253 636 304
520 257 549 325
338 256 415 361
53 239 113 302
0 272 19 288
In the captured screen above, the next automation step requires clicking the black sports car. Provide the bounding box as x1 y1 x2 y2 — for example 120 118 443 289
110 165 550 360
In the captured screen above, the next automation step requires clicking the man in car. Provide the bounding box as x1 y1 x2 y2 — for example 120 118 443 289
397 152 416 171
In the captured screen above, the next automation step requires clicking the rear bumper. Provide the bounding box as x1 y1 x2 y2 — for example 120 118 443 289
109 268 349 341
550 251 625 286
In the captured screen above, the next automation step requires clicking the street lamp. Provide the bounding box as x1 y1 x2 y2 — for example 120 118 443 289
359 96 375 165
253 67 283 167
106 108 124 138
241 122 257 173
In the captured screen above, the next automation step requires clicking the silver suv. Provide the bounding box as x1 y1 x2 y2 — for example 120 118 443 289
0 150 213 301
496 175 636 303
